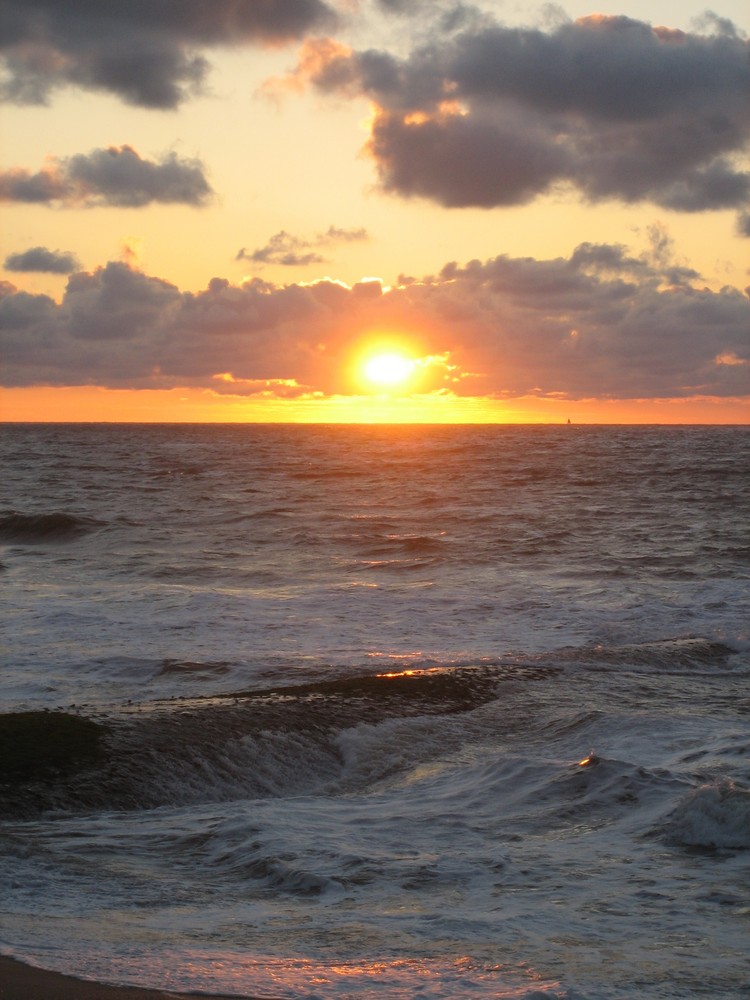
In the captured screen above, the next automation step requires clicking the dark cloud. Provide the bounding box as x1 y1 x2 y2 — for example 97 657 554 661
640 222 700 284
296 15 750 215
375 0 414 12
236 226 369 267
4 246 80 274
1 246 747 401
656 161 750 212
237 231 327 267
694 11 744 39
0 146 213 207
643 222 675 269
368 106 567 207
1 0 337 108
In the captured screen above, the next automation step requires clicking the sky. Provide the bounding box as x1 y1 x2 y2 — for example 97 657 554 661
1 0 748 423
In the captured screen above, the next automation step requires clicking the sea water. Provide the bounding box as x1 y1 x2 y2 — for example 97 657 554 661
0 423 748 999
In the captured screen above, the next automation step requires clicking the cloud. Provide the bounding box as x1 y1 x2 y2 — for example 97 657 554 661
0 146 213 207
4 246 80 274
236 225 369 266
1 245 748 401
292 15 750 216
324 225 369 242
0 0 337 108
237 231 327 267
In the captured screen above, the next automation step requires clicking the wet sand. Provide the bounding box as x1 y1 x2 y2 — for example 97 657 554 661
0 957 270 1000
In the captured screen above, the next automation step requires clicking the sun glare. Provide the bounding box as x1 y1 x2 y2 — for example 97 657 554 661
362 351 415 389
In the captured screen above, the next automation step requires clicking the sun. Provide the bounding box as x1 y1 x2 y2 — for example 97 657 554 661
362 351 415 389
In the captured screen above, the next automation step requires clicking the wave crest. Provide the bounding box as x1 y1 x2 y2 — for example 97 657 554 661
0 511 101 543
663 779 750 850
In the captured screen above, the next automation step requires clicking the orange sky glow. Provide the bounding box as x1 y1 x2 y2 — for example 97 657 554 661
1 0 748 424
3 385 748 425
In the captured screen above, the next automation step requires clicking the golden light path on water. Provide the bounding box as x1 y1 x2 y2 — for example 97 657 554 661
85 950 565 998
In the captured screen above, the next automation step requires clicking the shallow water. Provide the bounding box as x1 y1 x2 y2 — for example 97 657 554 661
1 424 749 998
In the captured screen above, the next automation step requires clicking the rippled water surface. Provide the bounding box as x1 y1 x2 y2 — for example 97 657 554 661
1 423 749 999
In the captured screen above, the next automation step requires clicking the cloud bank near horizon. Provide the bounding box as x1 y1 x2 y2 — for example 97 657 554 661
2 244 747 402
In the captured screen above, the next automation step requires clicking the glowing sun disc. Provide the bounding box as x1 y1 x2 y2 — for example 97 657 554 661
363 352 414 387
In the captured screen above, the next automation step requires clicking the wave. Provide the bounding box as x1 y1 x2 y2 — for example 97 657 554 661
0 511 102 543
662 780 750 850
1 649 743 833
158 659 233 676
0 664 557 818
361 533 448 556
536 637 738 672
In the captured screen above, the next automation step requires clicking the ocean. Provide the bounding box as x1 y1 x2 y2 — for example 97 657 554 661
1 422 748 999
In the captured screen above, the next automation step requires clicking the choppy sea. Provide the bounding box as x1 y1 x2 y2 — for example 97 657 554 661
1 423 749 999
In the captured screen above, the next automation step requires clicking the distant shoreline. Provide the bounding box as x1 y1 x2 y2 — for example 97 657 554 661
0 956 269 1000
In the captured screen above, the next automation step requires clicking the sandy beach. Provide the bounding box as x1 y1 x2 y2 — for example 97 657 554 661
0 957 267 1000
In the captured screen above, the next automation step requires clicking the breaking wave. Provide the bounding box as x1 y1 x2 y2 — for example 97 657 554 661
0 511 102 543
